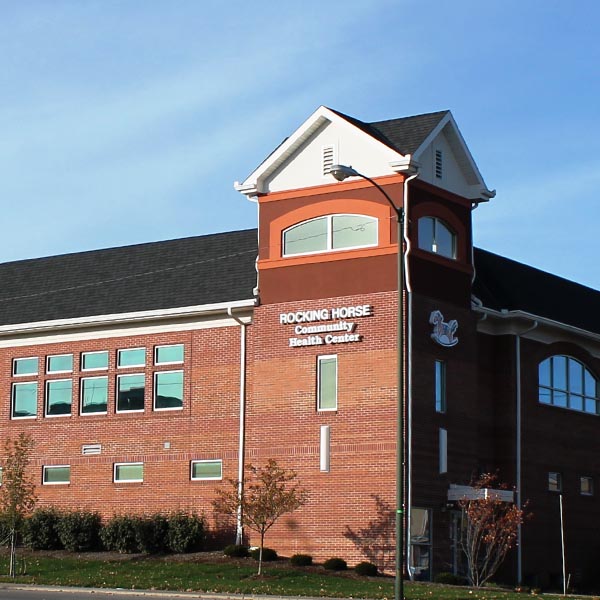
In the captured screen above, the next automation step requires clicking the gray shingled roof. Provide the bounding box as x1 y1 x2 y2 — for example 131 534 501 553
330 108 449 156
474 247 600 336
0 229 258 327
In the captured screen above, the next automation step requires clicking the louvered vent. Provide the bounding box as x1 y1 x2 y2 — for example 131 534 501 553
435 149 443 179
82 444 101 455
322 145 334 176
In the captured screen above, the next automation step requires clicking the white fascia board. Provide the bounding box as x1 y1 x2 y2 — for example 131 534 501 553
0 298 256 338
234 105 406 196
473 305 600 345
412 111 495 200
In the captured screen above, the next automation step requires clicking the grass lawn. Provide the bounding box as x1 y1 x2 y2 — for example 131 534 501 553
0 550 591 600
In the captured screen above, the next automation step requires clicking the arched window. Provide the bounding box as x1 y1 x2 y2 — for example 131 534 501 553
539 355 599 414
418 216 456 259
282 214 377 257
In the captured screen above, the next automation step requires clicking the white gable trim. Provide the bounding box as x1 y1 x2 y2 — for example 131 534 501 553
234 106 407 196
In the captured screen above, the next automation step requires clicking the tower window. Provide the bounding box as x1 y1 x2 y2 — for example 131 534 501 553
418 216 456 259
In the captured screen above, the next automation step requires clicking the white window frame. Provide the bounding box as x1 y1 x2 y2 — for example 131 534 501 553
153 370 184 411
43 465 71 485
46 353 73 374
12 356 39 377
80 376 109 416
114 462 144 483
154 344 184 366
190 459 222 481
45 378 73 418
81 351 109 372
282 214 378 258
317 355 338 412
117 347 146 368
11 381 38 420
116 373 146 413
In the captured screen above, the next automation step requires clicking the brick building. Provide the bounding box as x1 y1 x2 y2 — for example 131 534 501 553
1 106 599 588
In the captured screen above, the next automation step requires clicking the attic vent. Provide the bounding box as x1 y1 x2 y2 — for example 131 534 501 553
435 149 443 179
322 145 335 176
82 444 101 456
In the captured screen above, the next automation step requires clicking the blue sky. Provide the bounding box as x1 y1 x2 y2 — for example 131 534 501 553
1 1 599 289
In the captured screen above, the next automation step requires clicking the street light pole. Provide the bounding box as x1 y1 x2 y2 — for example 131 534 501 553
329 165 407 600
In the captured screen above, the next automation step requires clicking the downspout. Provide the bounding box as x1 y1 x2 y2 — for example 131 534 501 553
515 319 538 584
402 170 419 580
227 307 248 545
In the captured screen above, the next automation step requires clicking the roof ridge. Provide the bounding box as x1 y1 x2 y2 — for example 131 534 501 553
368 109 450 127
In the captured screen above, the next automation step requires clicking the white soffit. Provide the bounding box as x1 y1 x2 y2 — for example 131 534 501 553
234 105 406 196
412 112 495 200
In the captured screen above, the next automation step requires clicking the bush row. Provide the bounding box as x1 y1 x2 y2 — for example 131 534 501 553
21 508 205 554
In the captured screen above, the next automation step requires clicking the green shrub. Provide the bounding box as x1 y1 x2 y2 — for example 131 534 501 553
223 544 249 557
250 547 278 561
134 514 169 554
24 508 62 550
167 512 205 553
56 511 102 552
323 557 347 571
354 561 378 576
100 515 139 553
434 572 468 585
290 553 313 566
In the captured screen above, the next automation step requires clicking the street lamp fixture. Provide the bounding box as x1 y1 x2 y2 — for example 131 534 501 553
329 164 407 600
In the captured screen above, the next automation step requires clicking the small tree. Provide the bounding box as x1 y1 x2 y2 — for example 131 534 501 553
459 473 527 587
0 433 37 577
213 458 307 575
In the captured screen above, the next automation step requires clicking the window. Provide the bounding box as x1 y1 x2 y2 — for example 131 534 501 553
0 467 2 485
283 214 377 256
439 428 448 474
47 354 73 374
191 460 222 480
117 374 145 412
43 465 70 485
409 508 432 581
81 351 109 371
114 462 143 483
317 355 337 411
418 216 456 259
154 371 183 410
435 360 446 413
81 376 108 415
548 472 562 492
581 476 594 496
13 357 38 376
45 379 72 417
539 355 598 414
12 382 37 418
117 348 146 368
155 344 184 365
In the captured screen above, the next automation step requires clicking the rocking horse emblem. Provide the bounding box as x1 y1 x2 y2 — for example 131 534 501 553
429 310 459 347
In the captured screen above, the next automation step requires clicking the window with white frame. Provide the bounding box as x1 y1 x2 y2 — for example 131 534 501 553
548 471 562 492
13 357 38 376
0 467 3 485
581 476 594 496
43 465 70 485
117 348 146 368
435 360 446 413
12 382 37 419
539 355 599 414
80 376 108 415
418 216 456 259
155 344 184 365
154 371 183 410
114 462 143 483
81 351 109 371
317 355 337 411
46 354 73 374
117 374 145 412
283 214 378 256
191 460 222 480
45 379 72 416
